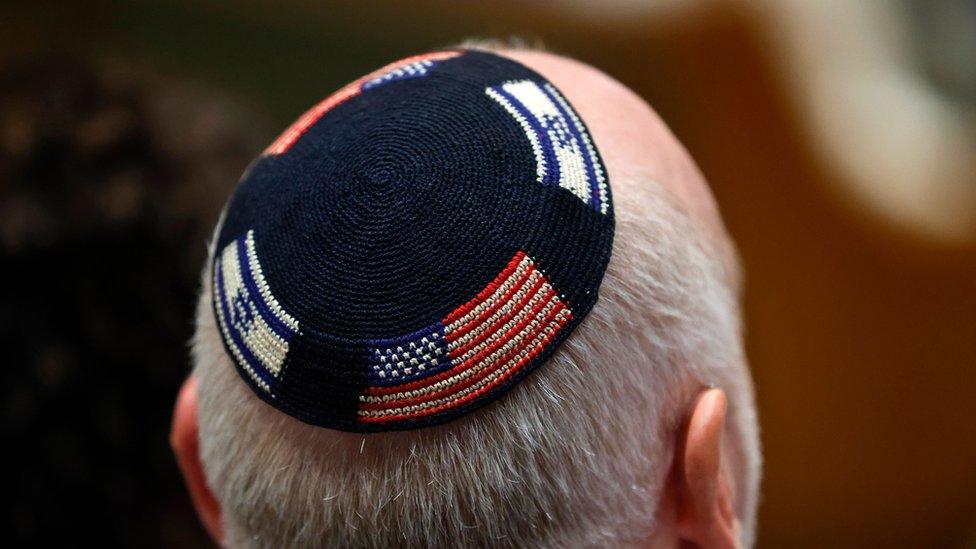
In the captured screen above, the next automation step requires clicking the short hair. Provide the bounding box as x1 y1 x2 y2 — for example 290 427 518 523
192 169 761 546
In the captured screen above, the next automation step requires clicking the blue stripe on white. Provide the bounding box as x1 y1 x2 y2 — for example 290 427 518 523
213 230 299 393
489 85 558 186
541 83 608 214
486 80 609 214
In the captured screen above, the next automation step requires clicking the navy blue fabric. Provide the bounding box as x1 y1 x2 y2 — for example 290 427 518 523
213 50 614 431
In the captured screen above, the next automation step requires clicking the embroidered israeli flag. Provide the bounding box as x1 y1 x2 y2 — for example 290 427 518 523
486 80 609 214
213 230 299 393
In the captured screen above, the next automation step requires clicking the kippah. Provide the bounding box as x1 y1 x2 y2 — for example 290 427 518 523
212 49 614 431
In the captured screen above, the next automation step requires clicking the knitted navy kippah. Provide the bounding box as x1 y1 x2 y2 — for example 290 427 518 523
212 49 614 431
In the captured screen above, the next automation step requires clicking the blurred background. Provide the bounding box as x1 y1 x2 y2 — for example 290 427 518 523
2 1 974 547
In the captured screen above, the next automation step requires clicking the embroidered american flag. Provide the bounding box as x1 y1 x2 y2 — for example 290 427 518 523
358 251 573 423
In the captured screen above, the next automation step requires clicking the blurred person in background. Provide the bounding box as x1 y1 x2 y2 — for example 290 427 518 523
0 56 262 546
171 46 762 548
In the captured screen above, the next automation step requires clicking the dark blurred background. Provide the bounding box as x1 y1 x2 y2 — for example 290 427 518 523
2 1 974 547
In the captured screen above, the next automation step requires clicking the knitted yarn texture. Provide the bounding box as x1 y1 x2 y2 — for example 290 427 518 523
212 50 614 431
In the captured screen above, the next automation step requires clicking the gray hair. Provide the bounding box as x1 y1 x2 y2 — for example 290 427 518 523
192 178 760 547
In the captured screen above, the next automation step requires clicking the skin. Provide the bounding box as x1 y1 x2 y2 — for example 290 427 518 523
172 49 742 548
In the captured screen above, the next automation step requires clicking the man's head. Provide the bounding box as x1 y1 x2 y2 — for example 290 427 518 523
172 47 760 547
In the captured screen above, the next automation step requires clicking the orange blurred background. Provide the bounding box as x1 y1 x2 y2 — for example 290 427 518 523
2 1 974 546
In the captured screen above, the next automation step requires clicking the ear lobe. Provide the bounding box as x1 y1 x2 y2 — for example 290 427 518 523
675 388 740 548
171 376 224 544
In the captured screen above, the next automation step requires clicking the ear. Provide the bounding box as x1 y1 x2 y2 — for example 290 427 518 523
674 388 740 548
171 375 224 544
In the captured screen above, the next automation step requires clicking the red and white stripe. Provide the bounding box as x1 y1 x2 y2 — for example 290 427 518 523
358 251 572 423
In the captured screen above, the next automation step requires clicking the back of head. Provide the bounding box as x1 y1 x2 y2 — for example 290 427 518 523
190 48 760 548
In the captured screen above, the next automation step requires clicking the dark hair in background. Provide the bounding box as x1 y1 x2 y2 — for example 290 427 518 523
0 56 264 546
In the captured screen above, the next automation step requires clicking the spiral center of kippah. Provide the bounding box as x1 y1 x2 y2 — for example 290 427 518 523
365 162 399 189
212 50 614 431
